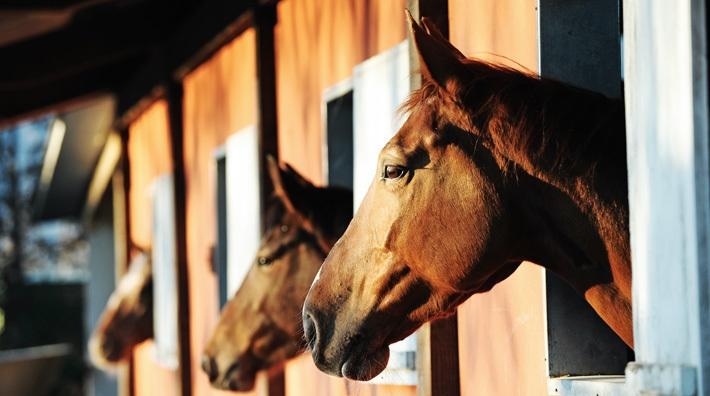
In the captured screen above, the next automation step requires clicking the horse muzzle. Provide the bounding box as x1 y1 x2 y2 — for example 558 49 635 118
201 353 257 391
302 304 390 381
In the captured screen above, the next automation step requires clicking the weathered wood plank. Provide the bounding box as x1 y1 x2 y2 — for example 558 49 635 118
255 2 280 236
165 81 192 396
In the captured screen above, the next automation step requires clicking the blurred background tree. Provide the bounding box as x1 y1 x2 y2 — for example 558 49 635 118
0 118 88 346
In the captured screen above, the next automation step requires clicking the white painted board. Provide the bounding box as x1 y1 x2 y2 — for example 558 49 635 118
225 125 261 298
151 174 179 369
353 41 417 385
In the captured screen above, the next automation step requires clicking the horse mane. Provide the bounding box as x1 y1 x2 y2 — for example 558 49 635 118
308 186 353 240
266 184 352 244
402 58 626 189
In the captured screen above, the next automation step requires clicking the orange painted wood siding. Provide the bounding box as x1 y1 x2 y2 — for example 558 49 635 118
127 100 181 396
129 29 261 396
275 0 407 185
275 0 414 395
449 1 548 395
182 28 259 396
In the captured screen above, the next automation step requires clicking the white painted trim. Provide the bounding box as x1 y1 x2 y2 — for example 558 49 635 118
626 363 696 395
225 125 261 297
352 40 410 207
623 0 709 393
548 376 626 396
151 174 179 369
352 40 417 386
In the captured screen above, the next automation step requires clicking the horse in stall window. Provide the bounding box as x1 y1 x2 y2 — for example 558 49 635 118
89 248 153 368
201 157 353 391
303 14 632 381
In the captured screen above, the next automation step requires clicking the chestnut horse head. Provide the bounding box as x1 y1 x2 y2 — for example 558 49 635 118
201 157 352 391
303 15 632 381
89 249 153 367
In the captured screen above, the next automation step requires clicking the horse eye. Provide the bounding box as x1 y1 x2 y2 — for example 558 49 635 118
383 165 407 180
257 256 273 266
280 225 289 233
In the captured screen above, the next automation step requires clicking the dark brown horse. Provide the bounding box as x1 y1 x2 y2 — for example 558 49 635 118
89 249 153 368
201 157 352 391
303 15 632 381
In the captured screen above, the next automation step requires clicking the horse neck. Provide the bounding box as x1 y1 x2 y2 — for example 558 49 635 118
489 83 633 345
478 77 630 276
512 166 633 346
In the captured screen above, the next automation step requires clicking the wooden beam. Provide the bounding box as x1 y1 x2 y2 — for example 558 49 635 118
253 4 284 395
0 61 136 122
0 0 190 122
407 2 459 396
165 81 192 396
0 0 98 10
171 4 256 80
0 2 170 90
111 126 135 396
254 2 280 236
116 1 256 128
416 317 461 396
115 53 167 131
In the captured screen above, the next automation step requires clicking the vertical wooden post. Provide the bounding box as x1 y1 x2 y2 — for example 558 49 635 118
165 81 193 396
117 126 135 396
254 3 285 396
407 2 460 396
255 367 287 396
255 2 280 219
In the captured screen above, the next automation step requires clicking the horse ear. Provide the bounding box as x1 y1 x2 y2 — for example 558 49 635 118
266 155 315 216
407 11 468 92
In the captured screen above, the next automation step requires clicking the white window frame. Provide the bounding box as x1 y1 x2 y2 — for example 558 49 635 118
623 0 709 394
151 174 179 369
351 40 417 386
225 125 261 297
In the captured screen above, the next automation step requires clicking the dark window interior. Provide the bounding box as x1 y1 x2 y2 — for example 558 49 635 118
539 0 633 376
215 155 228 308
326 91 354 191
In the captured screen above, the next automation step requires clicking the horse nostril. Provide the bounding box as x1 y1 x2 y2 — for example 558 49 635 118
303 310 318 350
201 355 218 383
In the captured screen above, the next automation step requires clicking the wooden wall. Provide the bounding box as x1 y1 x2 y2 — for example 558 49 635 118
275 0 407 184
126 1 552 395
127 100 181 396
128 30 260 396
181 28 259 396
448 1 548 395
274 0 414 394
